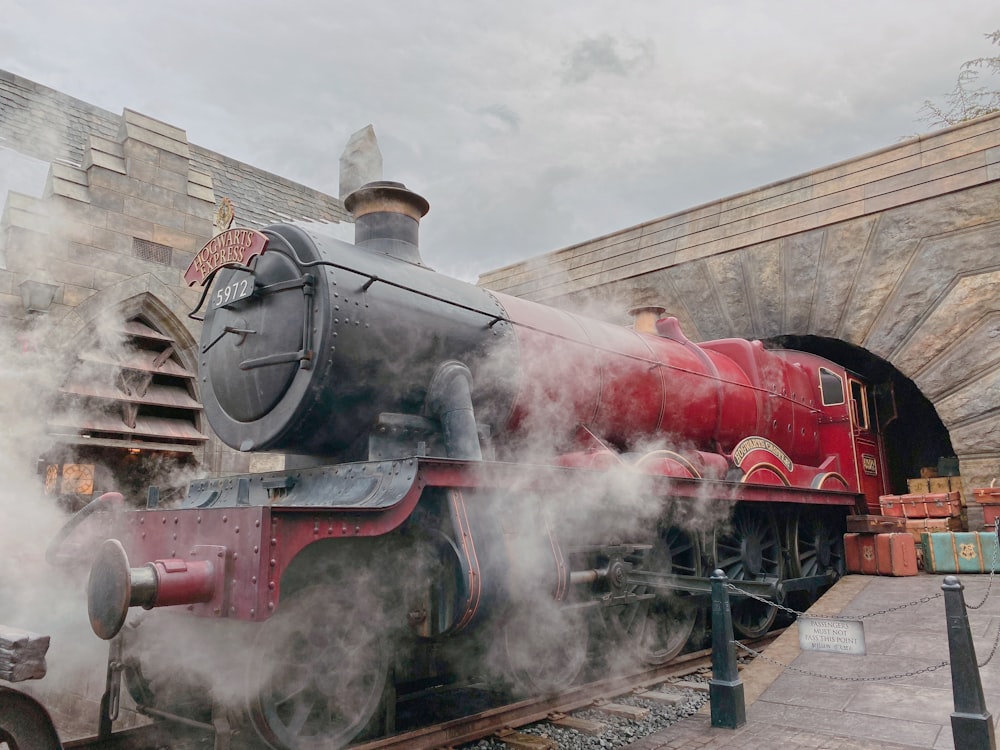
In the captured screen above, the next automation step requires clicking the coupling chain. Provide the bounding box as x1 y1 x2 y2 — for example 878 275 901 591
733 639 950 681
725 582 943 620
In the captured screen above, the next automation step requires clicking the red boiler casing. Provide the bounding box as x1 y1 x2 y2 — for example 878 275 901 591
492 292 823 468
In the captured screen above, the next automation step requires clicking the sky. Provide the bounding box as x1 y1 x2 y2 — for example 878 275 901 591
1 1 998 281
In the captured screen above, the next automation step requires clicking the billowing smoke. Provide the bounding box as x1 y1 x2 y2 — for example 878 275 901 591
0 289 204 737
454 302 736 692
0 312 113 732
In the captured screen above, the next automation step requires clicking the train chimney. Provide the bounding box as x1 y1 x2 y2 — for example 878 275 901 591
628 304 666 334
344 180 430 265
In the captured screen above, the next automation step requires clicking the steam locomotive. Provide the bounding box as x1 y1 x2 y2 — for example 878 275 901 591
78 181 892 749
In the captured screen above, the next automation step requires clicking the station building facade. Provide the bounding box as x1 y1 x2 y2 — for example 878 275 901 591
0 69 350 508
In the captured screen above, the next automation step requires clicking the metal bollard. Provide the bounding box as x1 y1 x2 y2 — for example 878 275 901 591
942 575 996 749
709 569 746 729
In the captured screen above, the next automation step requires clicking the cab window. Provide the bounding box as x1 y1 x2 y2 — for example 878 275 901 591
850 380 869 431
819 367 845 406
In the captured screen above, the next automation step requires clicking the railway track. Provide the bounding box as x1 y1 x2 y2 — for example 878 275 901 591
51 631 778 750
351 640 737 750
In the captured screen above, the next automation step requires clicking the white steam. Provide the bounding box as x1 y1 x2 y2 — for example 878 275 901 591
0 314 110 730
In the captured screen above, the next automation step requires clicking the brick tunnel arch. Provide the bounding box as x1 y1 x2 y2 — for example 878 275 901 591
767 334 955 497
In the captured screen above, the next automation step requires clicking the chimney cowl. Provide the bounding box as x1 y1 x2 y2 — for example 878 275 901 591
344 181 430 265
628 304 667 334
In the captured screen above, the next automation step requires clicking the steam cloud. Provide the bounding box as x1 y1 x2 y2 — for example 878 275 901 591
0 312 111 734
0 299 196 737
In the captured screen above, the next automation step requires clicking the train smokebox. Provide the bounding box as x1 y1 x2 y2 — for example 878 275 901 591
199 179 497 458
344 180 430 265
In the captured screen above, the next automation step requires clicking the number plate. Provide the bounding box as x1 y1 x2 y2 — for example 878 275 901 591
862 454 878 476
211 273 255 310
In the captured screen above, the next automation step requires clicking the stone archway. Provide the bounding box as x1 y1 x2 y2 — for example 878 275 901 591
564 191 1000 514
481 114 1000 509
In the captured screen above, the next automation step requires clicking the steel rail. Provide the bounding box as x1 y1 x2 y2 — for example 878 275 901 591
349 631 782 750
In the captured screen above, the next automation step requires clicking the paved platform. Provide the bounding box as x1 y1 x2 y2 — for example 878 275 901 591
625 572 1000 750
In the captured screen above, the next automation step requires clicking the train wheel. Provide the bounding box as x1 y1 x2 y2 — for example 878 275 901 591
787 510 846 582
606 527 702 665
0 687 62 750
120 615 240 723
503 604 588 695
713 506 782 638
247 585 390 750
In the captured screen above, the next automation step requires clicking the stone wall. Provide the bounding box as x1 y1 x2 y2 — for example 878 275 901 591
0 69 349 232
0 69 352 477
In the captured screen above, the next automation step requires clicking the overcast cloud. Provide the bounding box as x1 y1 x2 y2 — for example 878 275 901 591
1 0 998 280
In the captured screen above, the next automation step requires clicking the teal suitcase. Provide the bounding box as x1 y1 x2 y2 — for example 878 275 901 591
921 531 1000 573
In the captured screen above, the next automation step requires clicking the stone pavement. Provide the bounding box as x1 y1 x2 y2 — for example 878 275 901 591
624 572 1000 750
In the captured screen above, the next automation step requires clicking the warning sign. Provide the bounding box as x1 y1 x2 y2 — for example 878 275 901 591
798 618 866 655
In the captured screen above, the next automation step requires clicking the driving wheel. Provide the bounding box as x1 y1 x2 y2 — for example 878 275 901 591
605 526 702 664
713 506 782 638
787 509 846 604
247 585 390 750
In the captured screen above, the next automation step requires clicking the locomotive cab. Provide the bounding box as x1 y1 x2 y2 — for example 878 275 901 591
850 376 897 512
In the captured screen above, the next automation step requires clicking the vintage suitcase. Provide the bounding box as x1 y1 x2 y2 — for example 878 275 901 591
938 457 960 477
879 491 960 519
973 487 1000 529
846 515 906 534
844 533 877 574
983 506 1000 531
905 517 962 543
875 533 919 576
907 478 931 494
921 531 1000 574
844 533 918 576
928 477 952 494
971 487 1000 503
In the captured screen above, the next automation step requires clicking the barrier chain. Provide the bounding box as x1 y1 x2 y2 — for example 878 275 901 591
976 620 1000 669
727 587 1000 675
725 582 943 621
713 537 1000 746
727 546 1000 677
732 638 951 681
964 532 998 610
